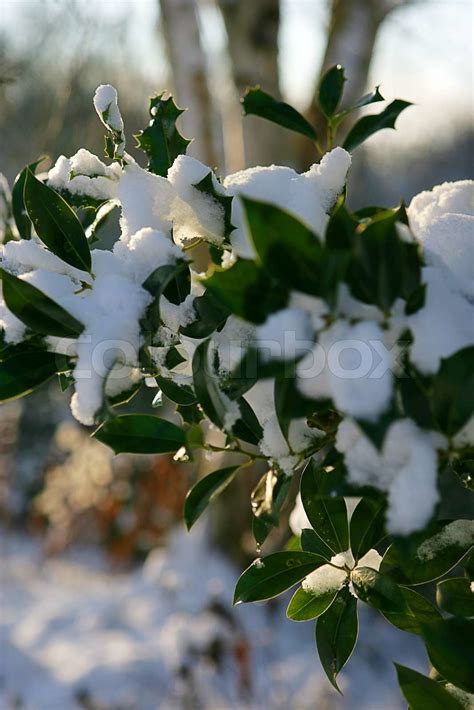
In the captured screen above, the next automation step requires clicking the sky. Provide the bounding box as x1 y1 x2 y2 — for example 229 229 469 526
1 0 473 152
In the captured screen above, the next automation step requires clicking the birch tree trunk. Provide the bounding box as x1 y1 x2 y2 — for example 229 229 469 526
218 0 291 167
159 0 219 166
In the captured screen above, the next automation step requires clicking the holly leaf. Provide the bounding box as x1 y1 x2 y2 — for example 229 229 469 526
11 157 45 239
0 350 71 403
436 577 474 618
287 585 338 621
316 586 358 692
318 64 346 118
380 520 474 585
242 86 318 142
421 618 474 693
204 259 288 324
184 466 240 530
93 414 186 454
300 459 349 554
395 664 464 710
24 169 91 272
234 551 326 604
349 497 386 560
343 99 412 152
135 93 191 177
0 269 84 338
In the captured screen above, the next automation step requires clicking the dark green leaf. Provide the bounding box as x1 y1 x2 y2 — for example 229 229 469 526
242 197 323 296
432 347 474 437
350 497 386 560
287 585 338 621
156 375 197 406
242 86 318 141
421 618 474 693
93 414 186 454
395 663 464 710
204 259 288 323
234 551 325 604
316 586 358 692
301 528 334 560
351 567 407 614
193 172 234 241
134 93 191 177
347 206 421 311
0 269 84 338
141 261 189 335
318 64 346 118
437 577 474 618
382 586 441 635
0 350 70 402
192 339 229 428
232 395 263 445
343 100 412 152
381 520 474 585
180 289 230 339
184 466 239 530
300 460 349 553
331 87 385 131
12 158 45 239
24 169 91 272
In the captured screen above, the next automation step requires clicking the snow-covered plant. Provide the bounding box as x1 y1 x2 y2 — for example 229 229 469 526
1 66 473 706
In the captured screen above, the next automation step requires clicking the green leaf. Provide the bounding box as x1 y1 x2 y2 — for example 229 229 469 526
24 169 91 272
234 551 325 604
316 586 358 692
421 618 474 693
193 172 234 241
432 347 474 437
318 64 346 118
347 206 421 311
381 520 474 585
351 567 407 613
0 269 84 338
192 339 230 428
382 586 441 635
134 93 191 177
242 197 323 296
141 261 190 335
330 87 385 131
93 414 186 454
437 577 474 618
300 528 334 560
241 86 318 141
287 585 338 621
300 460 349 554
0 350 70 403
156 376 197 406
11 158 45 239
184 466 239 530
343 99 412 152
395 664 464 710
232 396 263 445
204 259 288 324
180 289 229 339
350 497 386 560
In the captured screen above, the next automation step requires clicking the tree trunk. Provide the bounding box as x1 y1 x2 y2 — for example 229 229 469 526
219 0 291 167
159 0 219 166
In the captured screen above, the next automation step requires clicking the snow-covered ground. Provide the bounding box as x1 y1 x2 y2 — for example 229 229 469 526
0 527 426 709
